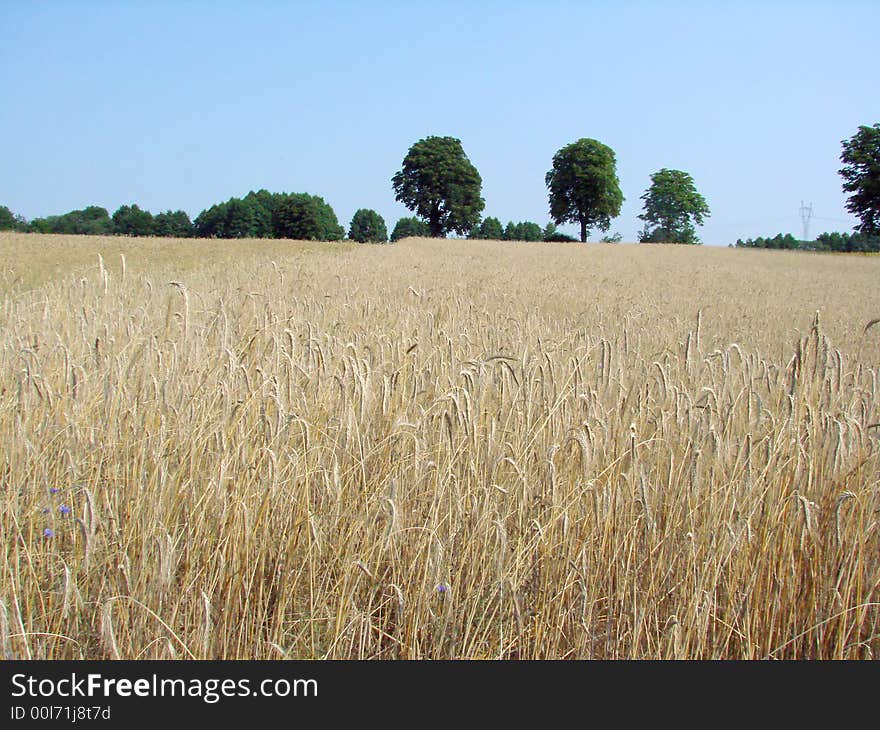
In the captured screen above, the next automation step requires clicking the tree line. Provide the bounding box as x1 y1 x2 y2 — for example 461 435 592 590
2 123 877 248
734 231 880 252
0 203 194 238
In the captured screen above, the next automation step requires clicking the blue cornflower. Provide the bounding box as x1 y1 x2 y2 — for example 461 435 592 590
49 487 60 494
43 528 55 538
59 505 72 515
436 582 449 594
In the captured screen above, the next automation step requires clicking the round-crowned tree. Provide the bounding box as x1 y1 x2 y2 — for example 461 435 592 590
348 208 388 243
546 138 624 242
391 136 484 237
638 168 710 244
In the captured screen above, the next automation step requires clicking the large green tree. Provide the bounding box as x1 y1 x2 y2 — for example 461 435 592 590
839 123 880 236
348 208 388 243
391 136 484 237
546 138 624 242
638 168 710 244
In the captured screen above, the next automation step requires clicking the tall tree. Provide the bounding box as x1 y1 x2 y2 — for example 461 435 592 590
839 123 880 236
638 168 710 244
391 136 484 237
546 138 624 242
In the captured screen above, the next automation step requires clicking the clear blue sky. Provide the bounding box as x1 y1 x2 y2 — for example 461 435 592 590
2 1 878 244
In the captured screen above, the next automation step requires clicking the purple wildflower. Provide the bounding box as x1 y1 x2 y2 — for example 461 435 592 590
59 505 72 515
43 528 55 538
49 487 60 495
436 582 449 594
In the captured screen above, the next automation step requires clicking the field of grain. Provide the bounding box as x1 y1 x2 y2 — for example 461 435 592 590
2 231 879 659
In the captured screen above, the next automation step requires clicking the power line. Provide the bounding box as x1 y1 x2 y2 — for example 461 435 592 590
799 201 813 241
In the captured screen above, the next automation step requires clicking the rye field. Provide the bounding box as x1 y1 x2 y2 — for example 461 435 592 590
2 231 879 660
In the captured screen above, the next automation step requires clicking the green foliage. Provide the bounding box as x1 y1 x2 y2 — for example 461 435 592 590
153 210 193 237
112 204 155 236
348 208 388 243
28 206 112 235
1 207 30 232
839 123 880 236
193 202 229 238
815 231 880 252
272 196 320 240
542 223 578 242
224 199 258 238
471 218 546 242
734 233 800 250
503 220 543 241
638 168 709 244
271 193 344 241
544 232 578 242
391 136 485 237
305 195 344 241
194 191 274 238
546 138 624 242
735 231 880 252
639 224 697 244
242 190 276 237
390 217 430 242
470 216 504 240
0 206 17 231
600 231 623 243
194 191 340 240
